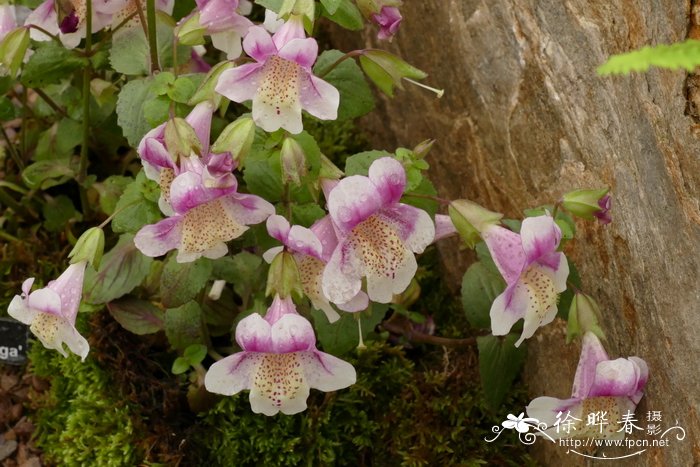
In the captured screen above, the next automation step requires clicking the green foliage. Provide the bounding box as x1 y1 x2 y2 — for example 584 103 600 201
165 301 205 350
111 171 162 234
477 334 528 410
107 297 165 335
461 262 505 329
320 0 364 30
598 39 700 75
20 42 88 88
29 327 142 467
311 303 389 355
160 256 213 308
313 50 375 120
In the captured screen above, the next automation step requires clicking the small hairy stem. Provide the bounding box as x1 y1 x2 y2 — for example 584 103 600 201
33 88 70 119
382 316 477 347
207 349 224 361
0 230 20 243
97 199 141 228
27 25 61 44
146 0 160 73
0 124 23 170
94 11 138 50
403 192 450 205
551 200 562 219
318 50 365 78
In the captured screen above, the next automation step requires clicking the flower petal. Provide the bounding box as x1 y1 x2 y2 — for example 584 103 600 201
287 225 323 258
215 62 265 103
270 313 316 353
571 331 610 399
26 0 59 41
322 238 363 305
365 244 416 303
205 352 260 395
8 295 37 325
266 214 291 244
185 101 215 156
301 350 356 391
252 60 303 134
526 396 582 437
328 176 383 233
242 25 276 61
482 225 526 285
27 288 62 316
223 193 275 225
299 74 339 122
262 245 284 264
433 214 457 241
271 16 305 49
337 291 369 313
134 216 184 258
211 30 244 59
56 322 90 361
249 353 311 415
278 37 317 69
520 215 562 265
368 157 405 205
309 215 338 262
489 283 526 336
378 204 435 254
46 261 87 323
587 358 640 398
235 312 272 351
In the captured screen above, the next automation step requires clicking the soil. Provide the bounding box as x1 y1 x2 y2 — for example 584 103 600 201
0 364 45 467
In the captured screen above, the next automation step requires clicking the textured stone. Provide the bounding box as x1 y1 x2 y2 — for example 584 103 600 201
329 1 700 465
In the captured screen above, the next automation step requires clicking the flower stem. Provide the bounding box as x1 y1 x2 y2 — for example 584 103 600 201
0 124 23 170
381 316 477 347
318 50 365 78
146 0 160 73
0 187 26 216
27 25 62 44
551 200 562 219
403 192 450 205
33 88 70 119
77 0 93 216
97 199 142 228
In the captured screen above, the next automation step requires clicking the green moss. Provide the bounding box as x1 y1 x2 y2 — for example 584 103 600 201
28 316 142 467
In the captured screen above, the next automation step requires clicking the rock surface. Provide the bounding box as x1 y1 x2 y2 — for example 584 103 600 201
329 1 700 465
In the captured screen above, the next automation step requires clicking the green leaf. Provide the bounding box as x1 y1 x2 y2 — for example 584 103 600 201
0 97 14 120
22 158 75 190
84 234 154 304
557 258 580 320
160 256 213 308
243 153 284 202
165 301 204 351
42 195 79 232
311 303 389 355
172 357 191 375
461 262 506 329
319 0 342 14
110 11 190 75
184 344 208 364
20 42 88 88
291 203 326 227
313 50 375 120
111 171 162 233
211 252 264 298
321 0 364 30
598 39 700 75
34 119 83 161
107 297 165 335
402 178 439 217
93 175 132 215
477 334 527 410
344 150 392 176
256 0 284 11
168 75 200 103
117 77 171 147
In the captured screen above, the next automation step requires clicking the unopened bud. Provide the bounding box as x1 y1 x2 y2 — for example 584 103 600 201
566 292 606 343
68 227 105 269
176 12 207 46
211 116 256 163
0 27 29 78
412 139 434 159
359 49 427 97
266 251 303 300
188 61 234 106
318 154 344 180
448 200 503 248
561 188 611 223
165 117 203 160
279 0 314 23
280 137 307 185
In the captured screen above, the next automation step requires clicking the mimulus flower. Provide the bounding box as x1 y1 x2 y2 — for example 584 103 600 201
195 0 253 58
594 194 612 225
8 261 89 360
134 155 273 263
484 215 569 347
263 215 368 323
372 6 402 41
215 16 339 134
322 157 435 305
527 332 648 439
0 5 29 40
204 295 356 415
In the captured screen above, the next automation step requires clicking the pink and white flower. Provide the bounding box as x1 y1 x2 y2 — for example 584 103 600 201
527 332 648 439
0 5 30 41
484 215 569 347
321 157 435 305
372 6 402 41
8 262 89 360
204 295 356 415
194 0 253 58
134 154 273 263
263 215 368 323
215 16 339 134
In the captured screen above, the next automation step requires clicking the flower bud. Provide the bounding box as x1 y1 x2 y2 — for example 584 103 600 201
318 154 344 180
0 27 29 78
164 117 203 160
188 61 234 106
448 200 503 248
359 49 426 97
280 137 307 185
176 12 207 46
266 251 304 300
68 227 105 269
561 188 611 222
412 139 434 159
211 116 256 163
279 0 315 23
566 292 606 343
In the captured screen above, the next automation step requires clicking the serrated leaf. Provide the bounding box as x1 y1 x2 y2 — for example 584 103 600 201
107 297 165 335
311 303 388 355
160 256 213 308
111 171 162 233
117 77 157 146
84 234 154 304
461 262 506 329
477 334 527 410
42 195 79 232
20 42 88 88
598 39 700 75
313 50 375 120
165 301 204 351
